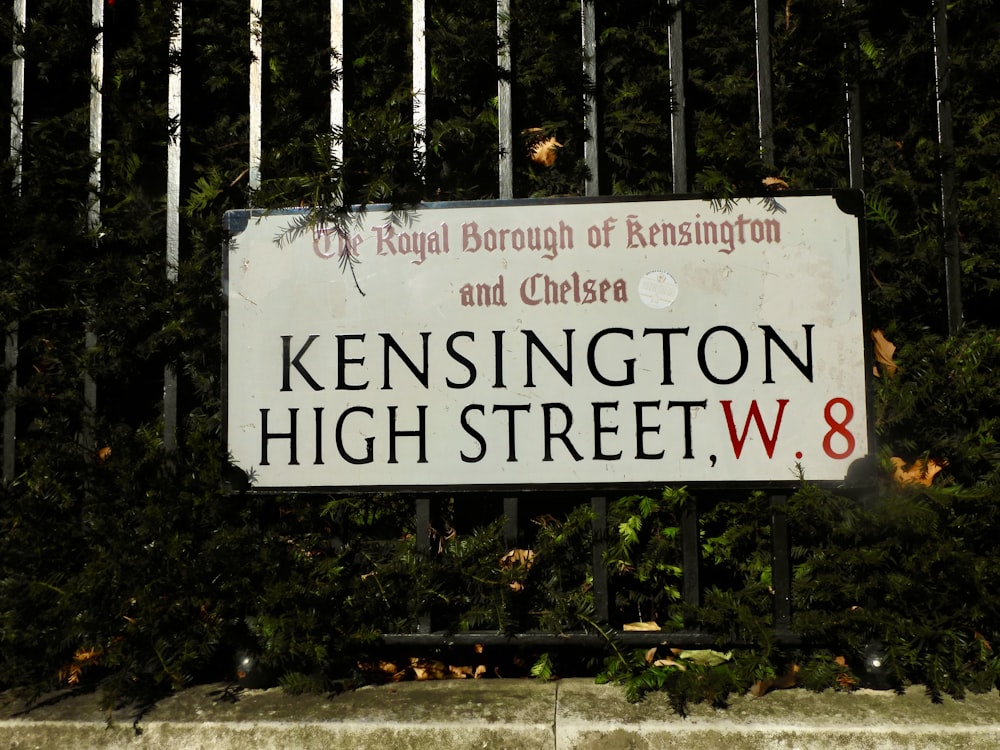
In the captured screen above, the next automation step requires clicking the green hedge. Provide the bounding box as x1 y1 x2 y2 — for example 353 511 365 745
2 0 1000 708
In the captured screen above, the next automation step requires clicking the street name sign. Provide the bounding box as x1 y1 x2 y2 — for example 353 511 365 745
224 193 871 491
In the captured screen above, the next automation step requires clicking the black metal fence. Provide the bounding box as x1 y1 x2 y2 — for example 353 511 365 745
383 492 798 647
2 0 964 648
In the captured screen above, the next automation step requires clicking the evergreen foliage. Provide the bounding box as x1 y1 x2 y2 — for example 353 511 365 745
1 0 1000 712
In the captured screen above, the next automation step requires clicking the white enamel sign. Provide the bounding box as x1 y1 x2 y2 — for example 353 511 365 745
224 194 871 491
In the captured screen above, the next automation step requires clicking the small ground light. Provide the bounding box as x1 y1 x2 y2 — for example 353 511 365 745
234 651 273 689
862 641 892 690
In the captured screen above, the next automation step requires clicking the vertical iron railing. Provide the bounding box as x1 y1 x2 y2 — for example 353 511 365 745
843 0 864 190
668 0 688 193
497 0 513 199
1 325 13 481
770 495 792 636
330 0 345 166
412 0 427 169
88 0 104 236
165 0 183 452
754 0 774 167
581 0 599 196
4 0 27 482
249 0 263 192
82 0 104 450
932 0 962 334
9 0 24 190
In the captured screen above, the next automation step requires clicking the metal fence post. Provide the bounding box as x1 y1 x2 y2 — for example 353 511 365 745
412 0 427 169
754 0 774 166
330 0 344 165
415 496 435 633
581 0 599 196
4 0 27 481
668 0 688 193
497 0 513 199
842 0 864 189
83 0 104 450
249 0 263 192
681 496 701 626
503 496 520 549
2 327 15 481
771 494 792 635
590 496 610 624
932 0 963 334
164 0 183 452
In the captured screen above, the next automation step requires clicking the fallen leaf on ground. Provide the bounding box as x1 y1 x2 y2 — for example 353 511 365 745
673 649 732 667
448 664 488 679
410 658 450 681
750 664 799 697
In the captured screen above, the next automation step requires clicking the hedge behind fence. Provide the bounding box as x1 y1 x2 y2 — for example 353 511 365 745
2 0 1000 707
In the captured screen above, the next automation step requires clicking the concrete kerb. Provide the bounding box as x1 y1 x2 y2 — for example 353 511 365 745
3 678 1000 749
556 680 1000 749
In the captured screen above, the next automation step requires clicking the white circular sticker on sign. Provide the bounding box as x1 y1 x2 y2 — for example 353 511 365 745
638 271 679 309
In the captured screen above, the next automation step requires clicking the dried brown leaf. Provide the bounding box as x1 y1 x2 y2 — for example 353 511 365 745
891 456 946 486
750 664 799 697
60 647 104 686
529 136 562 167
500 548 534 570
652 658 685 670
750 679 771 697
622 621 660 632
532 513 560 529
871 329 898 377
409 658 449 681
836 672 858 690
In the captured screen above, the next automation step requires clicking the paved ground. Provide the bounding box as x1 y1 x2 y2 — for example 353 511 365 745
3 678 1000 749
